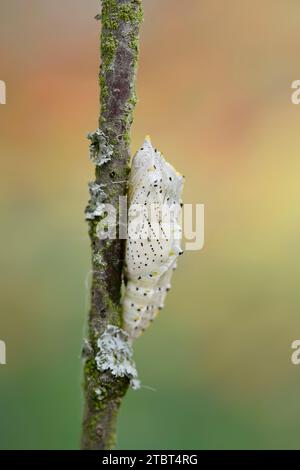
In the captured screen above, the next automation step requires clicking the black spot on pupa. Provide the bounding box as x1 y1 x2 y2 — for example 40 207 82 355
110 171 116 178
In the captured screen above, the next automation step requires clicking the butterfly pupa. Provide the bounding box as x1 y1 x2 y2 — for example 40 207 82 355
123 136 184 340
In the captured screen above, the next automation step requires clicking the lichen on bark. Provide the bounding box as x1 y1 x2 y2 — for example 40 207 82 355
81 0 143 450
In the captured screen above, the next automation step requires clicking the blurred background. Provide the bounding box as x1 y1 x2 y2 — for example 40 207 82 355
1 0 300 449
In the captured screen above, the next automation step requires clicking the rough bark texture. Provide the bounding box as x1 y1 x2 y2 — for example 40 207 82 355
81 0 143 450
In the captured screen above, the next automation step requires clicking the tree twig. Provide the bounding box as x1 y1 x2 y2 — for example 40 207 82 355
81 0 143 450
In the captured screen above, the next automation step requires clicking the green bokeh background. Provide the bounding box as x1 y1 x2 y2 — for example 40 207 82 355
1 0 300 449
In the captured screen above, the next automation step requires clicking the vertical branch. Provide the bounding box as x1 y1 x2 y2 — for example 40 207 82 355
81 0 143 450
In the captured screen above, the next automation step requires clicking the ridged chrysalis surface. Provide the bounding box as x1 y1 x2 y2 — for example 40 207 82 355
123 136 184 340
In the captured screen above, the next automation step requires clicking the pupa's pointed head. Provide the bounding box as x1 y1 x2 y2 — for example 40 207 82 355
130 136 184 201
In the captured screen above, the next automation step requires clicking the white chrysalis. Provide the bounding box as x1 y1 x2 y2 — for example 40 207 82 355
123 136 184 340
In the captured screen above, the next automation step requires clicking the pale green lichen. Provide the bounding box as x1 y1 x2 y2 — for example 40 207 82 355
85 181 108 220
94 387 104 400
89 181 107 199
95 325 138 382
130 378 141 390
87 129 113 166
86 203 106 221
